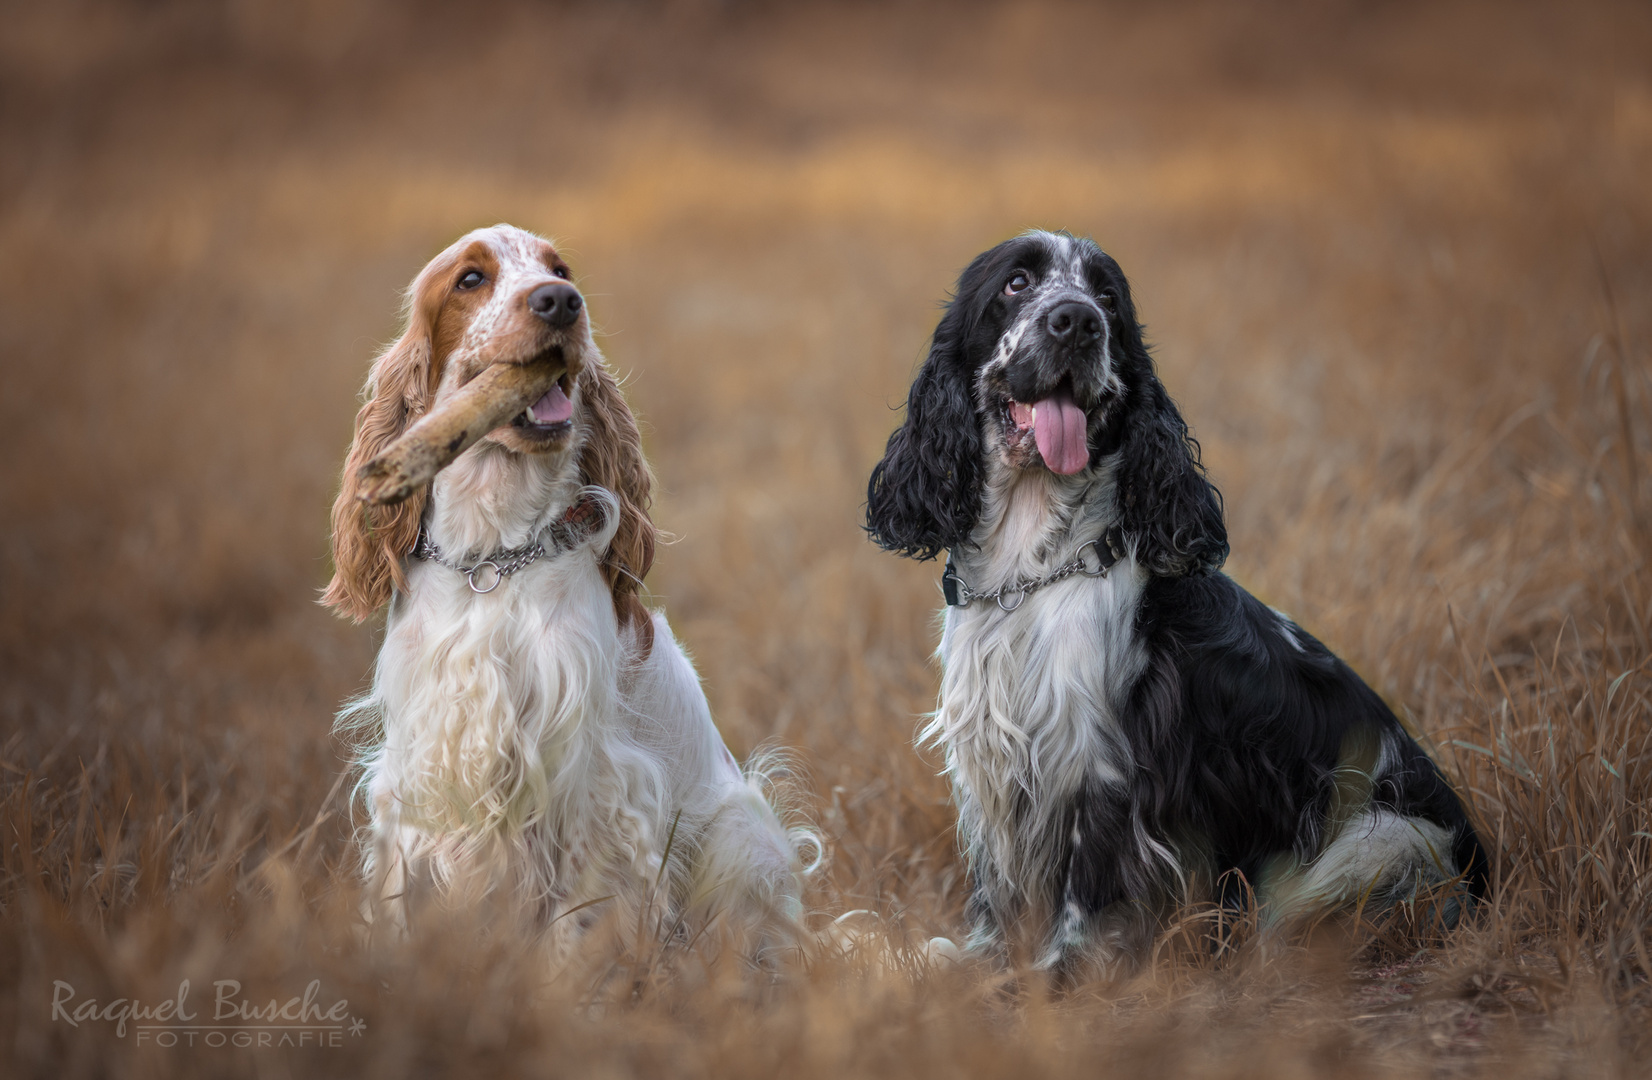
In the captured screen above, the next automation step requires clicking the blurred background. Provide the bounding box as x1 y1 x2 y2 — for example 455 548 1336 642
2 2 1649 1076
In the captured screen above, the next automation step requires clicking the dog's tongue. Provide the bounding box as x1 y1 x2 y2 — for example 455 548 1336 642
529 382 573 424
1031 391 1089 475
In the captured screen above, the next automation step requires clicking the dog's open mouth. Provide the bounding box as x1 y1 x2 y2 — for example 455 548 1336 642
1001 378 1090 475
511 369 575 435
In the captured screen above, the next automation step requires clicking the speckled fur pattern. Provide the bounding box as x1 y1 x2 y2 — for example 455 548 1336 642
327 226 806 958
868 231 1487 976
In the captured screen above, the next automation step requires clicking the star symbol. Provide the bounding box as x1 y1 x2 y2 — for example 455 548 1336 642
349 1017 366 1037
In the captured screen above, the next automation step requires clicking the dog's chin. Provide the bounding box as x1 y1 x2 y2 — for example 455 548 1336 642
992 398 1047 472
488 418 576 455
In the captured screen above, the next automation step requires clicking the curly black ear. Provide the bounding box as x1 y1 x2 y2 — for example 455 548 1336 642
866 309 983 561
1114 372 1228 577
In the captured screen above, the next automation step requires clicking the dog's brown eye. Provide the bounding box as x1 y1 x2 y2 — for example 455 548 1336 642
552 266 571 280
1005 271 1031 295
1100 292 1116 312
456 270 485 291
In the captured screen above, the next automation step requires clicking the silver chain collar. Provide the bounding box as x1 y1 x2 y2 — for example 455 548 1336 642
943 527 1124 612
410 495 606 594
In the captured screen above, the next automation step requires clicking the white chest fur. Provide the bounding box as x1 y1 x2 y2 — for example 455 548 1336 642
375 545 629 838
928 468 1148 898
346 449 673 908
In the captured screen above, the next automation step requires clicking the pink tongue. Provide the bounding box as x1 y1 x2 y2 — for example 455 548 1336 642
529 383 573 424
1031 391 1089 474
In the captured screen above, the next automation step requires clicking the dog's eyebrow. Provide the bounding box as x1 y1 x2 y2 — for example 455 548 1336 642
454 240 499 277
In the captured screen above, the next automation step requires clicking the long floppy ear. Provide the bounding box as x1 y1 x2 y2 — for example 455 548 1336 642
321 291 440 622
577 358 658 654
865 304 984 561
1113 365 1228 578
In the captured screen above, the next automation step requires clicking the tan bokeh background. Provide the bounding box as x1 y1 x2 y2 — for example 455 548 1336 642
2 2 1649 1076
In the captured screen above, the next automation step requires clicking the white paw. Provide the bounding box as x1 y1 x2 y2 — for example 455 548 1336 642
923 936 964 967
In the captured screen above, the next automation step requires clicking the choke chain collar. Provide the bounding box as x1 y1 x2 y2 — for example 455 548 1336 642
943 526 1124 611
410 492 607 594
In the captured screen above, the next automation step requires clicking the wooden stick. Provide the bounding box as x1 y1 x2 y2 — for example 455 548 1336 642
356 358 567 506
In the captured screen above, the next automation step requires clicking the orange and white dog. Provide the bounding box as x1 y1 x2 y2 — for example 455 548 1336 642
324 225 805 952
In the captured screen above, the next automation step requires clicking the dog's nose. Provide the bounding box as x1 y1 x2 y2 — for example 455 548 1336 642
1045 301 1103 349
528 282 583 327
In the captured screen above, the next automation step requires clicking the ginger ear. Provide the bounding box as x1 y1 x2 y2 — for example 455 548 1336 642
577 357 657 653
321 308 438 622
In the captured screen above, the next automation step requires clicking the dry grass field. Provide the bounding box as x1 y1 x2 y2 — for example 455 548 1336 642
3 1 1650 1076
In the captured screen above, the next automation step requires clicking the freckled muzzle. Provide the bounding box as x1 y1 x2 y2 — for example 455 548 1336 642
509 282 586 435
1004 295 1110 404
998 295 1112 475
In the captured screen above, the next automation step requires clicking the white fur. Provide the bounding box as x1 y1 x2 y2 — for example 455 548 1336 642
1261 809 1457 924
929 453 1152 949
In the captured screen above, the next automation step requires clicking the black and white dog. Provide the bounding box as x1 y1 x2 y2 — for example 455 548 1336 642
866 230 1485 974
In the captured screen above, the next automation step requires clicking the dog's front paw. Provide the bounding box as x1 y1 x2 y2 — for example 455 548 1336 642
923 935 964 967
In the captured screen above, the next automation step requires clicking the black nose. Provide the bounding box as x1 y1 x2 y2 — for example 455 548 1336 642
528 282 583 327
1045 301 1103 348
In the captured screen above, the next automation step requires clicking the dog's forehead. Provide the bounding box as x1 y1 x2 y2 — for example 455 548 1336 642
481 226 560 278
440 225 561 282
1019 230 1106 290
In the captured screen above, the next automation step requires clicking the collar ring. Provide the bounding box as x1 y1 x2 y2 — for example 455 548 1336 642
466 561 503 594
1075 538 1109 576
